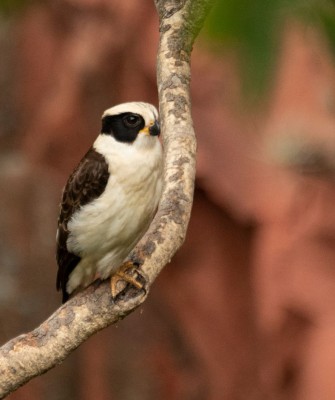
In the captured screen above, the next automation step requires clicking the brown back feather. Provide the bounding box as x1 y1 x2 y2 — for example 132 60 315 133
56 147 110 302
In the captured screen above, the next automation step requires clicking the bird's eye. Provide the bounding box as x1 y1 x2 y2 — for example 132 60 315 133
123 115 141 128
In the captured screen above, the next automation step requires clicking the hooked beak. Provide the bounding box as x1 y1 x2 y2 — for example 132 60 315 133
139 120 160 136
149 120 160 136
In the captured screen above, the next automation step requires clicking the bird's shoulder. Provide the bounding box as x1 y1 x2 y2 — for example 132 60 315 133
59 147 110 226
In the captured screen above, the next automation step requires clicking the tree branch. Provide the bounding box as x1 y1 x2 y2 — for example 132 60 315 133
0 0 213 397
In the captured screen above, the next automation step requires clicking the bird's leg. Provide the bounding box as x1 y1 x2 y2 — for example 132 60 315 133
110 261 144 298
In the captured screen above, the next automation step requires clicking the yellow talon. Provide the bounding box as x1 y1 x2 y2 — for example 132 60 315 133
110 261 143 298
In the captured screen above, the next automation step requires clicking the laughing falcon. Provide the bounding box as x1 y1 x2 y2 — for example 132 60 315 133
56 102 163 303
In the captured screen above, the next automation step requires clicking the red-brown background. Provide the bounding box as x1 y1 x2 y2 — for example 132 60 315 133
1 1 335 399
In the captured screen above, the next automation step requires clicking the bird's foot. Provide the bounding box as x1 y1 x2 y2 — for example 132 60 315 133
110 261 145 299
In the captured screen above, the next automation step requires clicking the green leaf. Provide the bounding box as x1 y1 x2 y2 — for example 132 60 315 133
203 0 335 101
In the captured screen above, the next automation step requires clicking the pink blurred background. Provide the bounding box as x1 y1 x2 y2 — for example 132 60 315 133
1 1 335 399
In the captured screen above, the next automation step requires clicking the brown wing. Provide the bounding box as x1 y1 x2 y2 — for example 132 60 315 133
56 147 110 302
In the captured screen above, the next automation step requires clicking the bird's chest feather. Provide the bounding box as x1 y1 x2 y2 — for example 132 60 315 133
67 140 162 258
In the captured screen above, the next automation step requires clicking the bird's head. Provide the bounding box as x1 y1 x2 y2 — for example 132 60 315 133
101 102 160 145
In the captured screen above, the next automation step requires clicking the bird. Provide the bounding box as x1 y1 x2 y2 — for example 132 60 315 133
56 102 163 303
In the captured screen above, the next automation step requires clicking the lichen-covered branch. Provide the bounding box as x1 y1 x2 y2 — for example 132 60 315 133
130 0 214 279
0 0 213 397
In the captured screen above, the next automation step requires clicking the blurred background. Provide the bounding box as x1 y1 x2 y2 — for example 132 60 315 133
1 0 335 399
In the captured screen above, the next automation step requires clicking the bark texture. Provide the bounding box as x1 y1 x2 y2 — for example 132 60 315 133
0 0 213 397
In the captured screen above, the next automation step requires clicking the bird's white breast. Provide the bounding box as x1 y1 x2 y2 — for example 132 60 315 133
66 134 163 293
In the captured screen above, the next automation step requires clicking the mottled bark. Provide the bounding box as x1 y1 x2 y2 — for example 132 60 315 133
0 0 213 397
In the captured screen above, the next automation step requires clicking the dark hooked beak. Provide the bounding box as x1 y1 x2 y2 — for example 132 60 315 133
149 120 160 136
